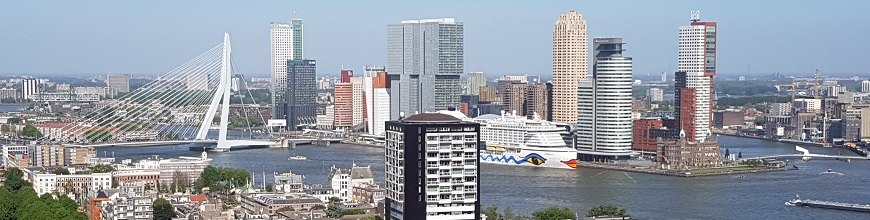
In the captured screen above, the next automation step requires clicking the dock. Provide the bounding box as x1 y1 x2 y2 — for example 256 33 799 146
788 198 870 213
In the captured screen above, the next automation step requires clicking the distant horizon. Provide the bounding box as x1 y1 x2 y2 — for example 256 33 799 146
2 1 869 77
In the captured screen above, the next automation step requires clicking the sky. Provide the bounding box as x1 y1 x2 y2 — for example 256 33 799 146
1 0 869 78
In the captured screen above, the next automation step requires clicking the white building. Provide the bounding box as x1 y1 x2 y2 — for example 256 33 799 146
862 80 870 93
270 19 304 119
317 105 335 130
28 171 113 195
101 193 154 220
385 113 480 220
329 165 374 201
351 77 365 128
0 88 17 100
575 38 634 159
466 72 486 95
794 98 821 113
677 13 717 142
648 88 664 102
21 78 39 100
363 66 386 135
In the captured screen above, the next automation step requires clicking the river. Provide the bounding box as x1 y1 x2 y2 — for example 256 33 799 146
97 135 870 219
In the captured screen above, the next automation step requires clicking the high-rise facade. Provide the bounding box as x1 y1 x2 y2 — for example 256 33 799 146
575 38 634 161
385 113 480 220
676 13 716 142
862 80 870 93
388 18 464 118
334 82 353 129
286 59 316 130
526 83 549 120
21 79 39 100
271 19 304 119
466 72 486 95
106 74 131 93
363 66 387 135
351 76 365 128
648 88 664 102
371 71 391 136
552 11 588 124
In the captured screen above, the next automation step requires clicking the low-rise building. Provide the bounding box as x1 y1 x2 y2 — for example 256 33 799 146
240 193 325 217
112 170 160 194
656 135 722 168
101 192 154 220
27 168 113 196
352 183 385 203
304 184 335 203
273 172 304 193
329 165 374 201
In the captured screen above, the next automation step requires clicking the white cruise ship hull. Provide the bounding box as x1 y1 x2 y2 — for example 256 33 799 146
479 146 577 169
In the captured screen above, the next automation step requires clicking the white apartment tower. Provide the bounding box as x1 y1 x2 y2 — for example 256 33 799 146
270 19 304 119
21 78 39 100
465 72 486 95
676 11 717 142
552 11 589 124
363 66 391 136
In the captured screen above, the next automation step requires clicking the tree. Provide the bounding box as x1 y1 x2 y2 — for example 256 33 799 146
586 205 628 218
0 124 10 133
20 125 42 139
93 164 115 173
328 197 342 203
3 167 30 192
483 205 503 220
153 198 176 220
7 117 21 124
52 167 71 175
265 184 274 192
738 151 743 159
724 148 730 159
533 206 576 220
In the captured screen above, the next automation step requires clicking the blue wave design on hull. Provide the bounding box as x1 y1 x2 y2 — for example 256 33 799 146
480 153 546 165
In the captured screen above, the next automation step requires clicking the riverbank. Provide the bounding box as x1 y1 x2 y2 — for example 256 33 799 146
340 140 383 148
576 161 786 177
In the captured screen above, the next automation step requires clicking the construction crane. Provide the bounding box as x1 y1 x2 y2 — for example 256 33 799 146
775 69 823 102
813 69 822 99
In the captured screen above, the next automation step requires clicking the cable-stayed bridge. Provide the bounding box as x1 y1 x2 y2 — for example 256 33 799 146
37 33 336 150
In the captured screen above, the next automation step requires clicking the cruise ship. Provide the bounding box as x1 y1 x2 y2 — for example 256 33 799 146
442 110 578 169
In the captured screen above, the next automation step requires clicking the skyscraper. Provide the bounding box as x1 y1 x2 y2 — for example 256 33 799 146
576 38 634 161
363 66 387 135
388 18 464 118
106 74 131 93
552 11 589 124
370 71 391 136
466 72 486 95
676 12 717 142
286 59 316 130
271 19 304 119
21 78 39 100
385 113 480 220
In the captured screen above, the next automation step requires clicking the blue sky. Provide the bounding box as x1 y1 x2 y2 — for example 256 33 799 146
1 0 868 78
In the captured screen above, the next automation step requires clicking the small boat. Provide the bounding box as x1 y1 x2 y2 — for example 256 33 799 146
792 165 799 170
785 195 802 206
288 155 307 160
819 168 844 175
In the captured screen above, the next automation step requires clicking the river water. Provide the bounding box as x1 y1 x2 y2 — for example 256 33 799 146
97 135 870 219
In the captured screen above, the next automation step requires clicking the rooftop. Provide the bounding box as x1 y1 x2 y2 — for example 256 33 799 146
402 113 462 123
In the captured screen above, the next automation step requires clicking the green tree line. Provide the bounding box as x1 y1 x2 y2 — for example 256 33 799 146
0 167 88 220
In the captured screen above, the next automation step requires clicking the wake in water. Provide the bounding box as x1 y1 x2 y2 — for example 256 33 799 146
819 169 844 176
